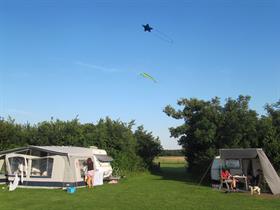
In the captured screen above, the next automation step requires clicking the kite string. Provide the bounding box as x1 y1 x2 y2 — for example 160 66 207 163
154 29 174 44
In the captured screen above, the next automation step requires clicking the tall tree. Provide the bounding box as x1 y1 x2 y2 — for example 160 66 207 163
217 95 259 148
134 125 162 168
0 117 24 150
164 97 222 171
164 95 259 172
258 101 280 171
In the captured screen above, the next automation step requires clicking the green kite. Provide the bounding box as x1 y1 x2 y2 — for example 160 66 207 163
140 72 157 83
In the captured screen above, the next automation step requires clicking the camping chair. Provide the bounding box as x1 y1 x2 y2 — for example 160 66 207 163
104 167 121 182
112 167 120 178
219 170 234 192
219 179 232 192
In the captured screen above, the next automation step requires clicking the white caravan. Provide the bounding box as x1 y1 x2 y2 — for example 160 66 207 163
90 146 113 178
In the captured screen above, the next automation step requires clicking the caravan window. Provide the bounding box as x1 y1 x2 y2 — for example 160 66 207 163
8 157 26 175
225 159 240 169
0 158 6 175
31 158 53 177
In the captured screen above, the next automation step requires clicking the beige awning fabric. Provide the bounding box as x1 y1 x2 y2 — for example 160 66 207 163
0 146 95 157
219 148 280 195
31 146 93 157
257 150 280 195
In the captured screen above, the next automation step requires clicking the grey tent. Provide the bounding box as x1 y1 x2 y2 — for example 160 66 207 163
219 148 280 195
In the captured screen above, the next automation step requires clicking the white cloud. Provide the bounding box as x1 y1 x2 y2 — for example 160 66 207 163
75 61 121 73
6 108 32 116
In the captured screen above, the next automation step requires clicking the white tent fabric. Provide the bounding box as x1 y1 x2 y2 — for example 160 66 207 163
18 163 24 184
93 169 104 186
9 174 19 191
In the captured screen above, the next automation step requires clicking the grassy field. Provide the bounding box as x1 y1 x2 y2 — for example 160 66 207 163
154 156 186 164
0 160 279 210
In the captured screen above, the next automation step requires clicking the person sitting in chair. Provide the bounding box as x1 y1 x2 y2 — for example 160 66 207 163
221 168 237 191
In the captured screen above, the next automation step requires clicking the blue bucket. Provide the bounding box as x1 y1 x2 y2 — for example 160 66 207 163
67 186 76 194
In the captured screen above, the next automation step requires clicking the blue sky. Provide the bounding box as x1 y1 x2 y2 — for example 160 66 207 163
0 0 279 149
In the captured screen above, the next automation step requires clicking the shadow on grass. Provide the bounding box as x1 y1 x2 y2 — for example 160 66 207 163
151 163 211 187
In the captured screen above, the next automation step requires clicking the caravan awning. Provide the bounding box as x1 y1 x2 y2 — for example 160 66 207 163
0 147 30 155
0 146 93 157
32 146 93 156
220 148 261 159
219 148 280 195
95 155 113 162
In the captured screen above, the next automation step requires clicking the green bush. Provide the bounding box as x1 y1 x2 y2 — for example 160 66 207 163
0 117 162 173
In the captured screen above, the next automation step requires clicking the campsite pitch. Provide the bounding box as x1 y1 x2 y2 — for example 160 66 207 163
1 163 279 210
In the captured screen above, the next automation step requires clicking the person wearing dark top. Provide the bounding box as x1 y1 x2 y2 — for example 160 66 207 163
86 158 94 188
248 169 262 187
253 169 262 187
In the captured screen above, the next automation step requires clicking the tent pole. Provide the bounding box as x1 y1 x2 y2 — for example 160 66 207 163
198 159 214 186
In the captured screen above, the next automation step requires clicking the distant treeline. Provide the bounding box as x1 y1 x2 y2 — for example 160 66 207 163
0 117 162 173
2 95 280 174
164 95 280 173
160 149 183 156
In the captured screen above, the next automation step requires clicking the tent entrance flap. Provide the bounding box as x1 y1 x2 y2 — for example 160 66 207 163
257 150 280 195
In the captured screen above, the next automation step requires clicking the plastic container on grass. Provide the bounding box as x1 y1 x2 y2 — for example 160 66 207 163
67 186 76 194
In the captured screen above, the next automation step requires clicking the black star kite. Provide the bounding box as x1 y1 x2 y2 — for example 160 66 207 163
142 24 153 32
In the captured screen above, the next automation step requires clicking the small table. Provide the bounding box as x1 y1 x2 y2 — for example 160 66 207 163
233 175 248 190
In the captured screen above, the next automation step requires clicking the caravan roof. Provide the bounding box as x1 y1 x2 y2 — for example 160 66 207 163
0 145 93 157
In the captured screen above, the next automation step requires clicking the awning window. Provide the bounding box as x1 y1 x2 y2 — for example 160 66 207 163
95 155 113 162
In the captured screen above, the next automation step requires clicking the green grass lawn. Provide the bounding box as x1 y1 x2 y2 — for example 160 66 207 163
1 163 279 210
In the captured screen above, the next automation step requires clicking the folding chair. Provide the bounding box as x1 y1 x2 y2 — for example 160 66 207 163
219 179 232 192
